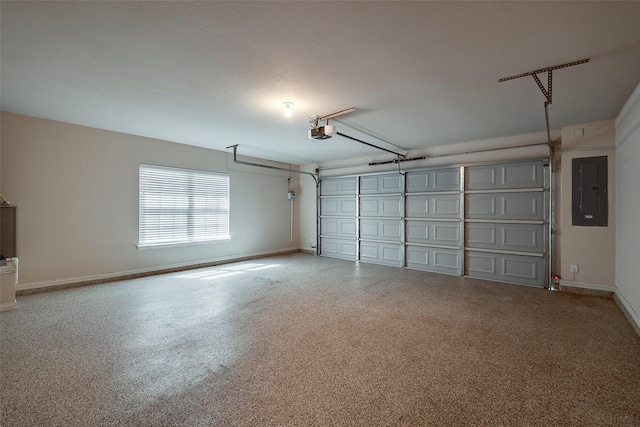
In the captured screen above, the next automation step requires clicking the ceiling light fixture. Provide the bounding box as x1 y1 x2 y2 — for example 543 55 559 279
282 102 293 117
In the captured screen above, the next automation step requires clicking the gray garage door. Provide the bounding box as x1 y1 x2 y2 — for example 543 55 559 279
405 168 462 275
319 177 358 260
464 161 547 287
358 174 403 266
319 159 548 287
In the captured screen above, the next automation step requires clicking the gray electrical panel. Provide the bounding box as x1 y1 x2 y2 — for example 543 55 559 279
572 156 608 227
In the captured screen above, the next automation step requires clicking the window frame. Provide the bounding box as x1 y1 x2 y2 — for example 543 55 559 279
138 164 230 249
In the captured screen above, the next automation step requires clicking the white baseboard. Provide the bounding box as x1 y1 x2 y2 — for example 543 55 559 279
16 247 300 292
0 301 17 312
558 280 615 293
560 280 640 335
614 288 640 336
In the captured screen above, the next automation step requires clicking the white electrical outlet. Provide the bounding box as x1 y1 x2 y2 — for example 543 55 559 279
570 264 579 274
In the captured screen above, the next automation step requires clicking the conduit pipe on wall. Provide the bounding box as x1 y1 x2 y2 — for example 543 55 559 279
547 143 557 291
544 106 558 291
287 178 293 244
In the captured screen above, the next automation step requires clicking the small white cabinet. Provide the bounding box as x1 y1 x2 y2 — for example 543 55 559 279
0 257 18 312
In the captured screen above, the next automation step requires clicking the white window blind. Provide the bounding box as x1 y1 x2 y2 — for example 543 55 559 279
139 164 229 248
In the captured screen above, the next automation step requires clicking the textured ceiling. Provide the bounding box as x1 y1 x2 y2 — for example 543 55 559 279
2 1 640 165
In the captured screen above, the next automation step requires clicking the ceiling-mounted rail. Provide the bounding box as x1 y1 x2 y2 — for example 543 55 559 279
226 145 318 184
316 107 356 121
336 132 406 158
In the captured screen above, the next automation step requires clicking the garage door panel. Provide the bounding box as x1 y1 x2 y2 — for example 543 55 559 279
465 251 544 287
321 197 356 216
406 168 460 193
502 162 543 188
466 192 543 220
406 194 460 218
503 257 541 282
502 193 541 218
467 168 496 190
466 161 544 190
321 217 356 238
502 225 543 252
321 177 357 195
320 237 357 260
466 224 496 246
360 196 402 217
406 246 461 274
466 223 544 252
433 169 460 191
465 252 497 275
406 220 461 246
360 174 402 194
360 219 402 242
434 198 460 216
360 242 402 266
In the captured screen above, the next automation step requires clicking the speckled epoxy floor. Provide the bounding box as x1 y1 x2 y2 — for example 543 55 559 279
1 253 639 426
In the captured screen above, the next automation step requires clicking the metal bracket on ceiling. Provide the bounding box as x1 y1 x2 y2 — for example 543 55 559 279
499 58 590 145
308 107 357 129
499 58 590 106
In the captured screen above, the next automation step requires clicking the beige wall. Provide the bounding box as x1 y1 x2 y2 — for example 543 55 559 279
615 83 640 330
558 120 616 290
0 112 299 288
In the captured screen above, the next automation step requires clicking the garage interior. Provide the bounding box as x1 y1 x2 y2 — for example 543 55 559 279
1 2 640 425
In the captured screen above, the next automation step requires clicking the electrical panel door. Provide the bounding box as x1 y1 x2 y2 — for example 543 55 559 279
572 156 608 226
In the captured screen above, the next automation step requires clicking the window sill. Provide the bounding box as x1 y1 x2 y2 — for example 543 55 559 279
136 237 231 250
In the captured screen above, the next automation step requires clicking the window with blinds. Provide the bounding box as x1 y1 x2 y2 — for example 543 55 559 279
139 164 230 248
